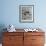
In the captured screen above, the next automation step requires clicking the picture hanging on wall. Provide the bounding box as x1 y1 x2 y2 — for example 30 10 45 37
19 5 34 23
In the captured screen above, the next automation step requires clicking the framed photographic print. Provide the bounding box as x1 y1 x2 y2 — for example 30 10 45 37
19 5 34 23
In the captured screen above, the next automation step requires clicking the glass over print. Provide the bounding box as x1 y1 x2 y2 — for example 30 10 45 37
19 5 34 23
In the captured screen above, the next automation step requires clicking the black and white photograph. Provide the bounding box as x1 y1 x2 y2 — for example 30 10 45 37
19 5 34 23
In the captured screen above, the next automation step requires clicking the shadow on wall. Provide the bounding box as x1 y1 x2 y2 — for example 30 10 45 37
0 24 7 43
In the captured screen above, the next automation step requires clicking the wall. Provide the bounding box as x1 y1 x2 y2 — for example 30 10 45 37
0 0 46 29
0 0 46 44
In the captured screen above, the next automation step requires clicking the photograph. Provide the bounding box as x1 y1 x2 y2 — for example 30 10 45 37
19 5 34 23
